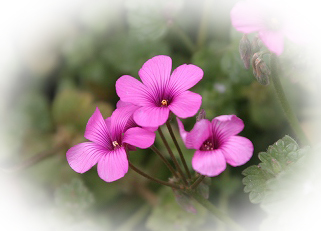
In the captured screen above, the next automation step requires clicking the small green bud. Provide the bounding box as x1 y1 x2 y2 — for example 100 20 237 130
239 34 252 69
196 181 209 199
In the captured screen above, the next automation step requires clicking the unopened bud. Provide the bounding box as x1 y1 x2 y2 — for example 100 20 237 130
239 34 252 69
172 189 197 213
251 35 263 53
196 109 206 122
196 181 209 199
252 53 270 85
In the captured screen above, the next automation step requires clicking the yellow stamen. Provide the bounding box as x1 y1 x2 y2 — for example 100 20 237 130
112 141 119 147
161 99 168 106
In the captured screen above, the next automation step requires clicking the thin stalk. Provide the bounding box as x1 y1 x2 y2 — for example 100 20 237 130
157 127 188 185
129 161 181 190
150 145 179 178
189 191 245 231
190 175 205 190
166 121 192 179
270 54 310 146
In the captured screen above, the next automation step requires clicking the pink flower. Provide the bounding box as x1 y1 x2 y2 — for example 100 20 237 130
230 0 306 55
177 115 253 177
116 55 203 127
66 107 155 182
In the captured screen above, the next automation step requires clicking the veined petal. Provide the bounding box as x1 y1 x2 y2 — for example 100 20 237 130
116 75 153 106
259 30 284 55
186 119 211 150
123 127 156 149
168 91 202 119
110 106 138 141
220 136 253 166
176 118 188 147
212 115 244 143
97 147 128 182
66 142 106 173
168 64 203 96
84 107 112 149
230 0 266 33
138 55 172 95
192 150 226 177
133 106 170 127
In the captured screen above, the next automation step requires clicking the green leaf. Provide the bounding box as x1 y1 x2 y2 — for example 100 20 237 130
242 135 306 204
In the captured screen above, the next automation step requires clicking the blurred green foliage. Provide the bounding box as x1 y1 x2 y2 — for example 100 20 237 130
4 0 313 230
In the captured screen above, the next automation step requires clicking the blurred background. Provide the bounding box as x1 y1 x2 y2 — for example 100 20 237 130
1 0 320 230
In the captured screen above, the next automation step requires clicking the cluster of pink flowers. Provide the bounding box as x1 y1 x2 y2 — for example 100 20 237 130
66 55 253 182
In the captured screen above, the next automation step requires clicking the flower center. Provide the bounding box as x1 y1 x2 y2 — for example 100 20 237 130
201 140 215 151
161 99 168 107
112 141 120 148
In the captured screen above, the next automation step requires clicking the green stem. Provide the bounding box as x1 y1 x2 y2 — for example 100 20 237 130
189 191 245 231
158 127 188 186
150 145 179 178
166 121 192 179
129 161 181 190
270 54 310 146
170 22 196 53
190 175 205 190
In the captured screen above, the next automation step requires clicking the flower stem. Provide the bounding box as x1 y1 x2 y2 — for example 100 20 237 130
190 175 205 190
270 54 310 146
166 121 192 179
128 161 181 190
189 191 246 231
150 145 179 179
157 127 188 186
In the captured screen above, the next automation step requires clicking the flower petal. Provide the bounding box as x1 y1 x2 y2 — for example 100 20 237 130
220 136 253 166
168 91 202 119
116 75 153 106
123 127 156 149
176 118 188 147
259 30 284 55
185 119 211 150
66 142 105 173
110 106 138 141
84 107 112 149
97 147 128 182
138 55 172 94
212 115 244 143
192 150 226 177
168 64 203 96
230 0 265 33
133 106 170 127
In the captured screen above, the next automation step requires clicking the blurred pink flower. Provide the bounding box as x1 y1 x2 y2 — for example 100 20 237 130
116 55 203 127
177 115 253 177
231 0 306 55
66 107 155 182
